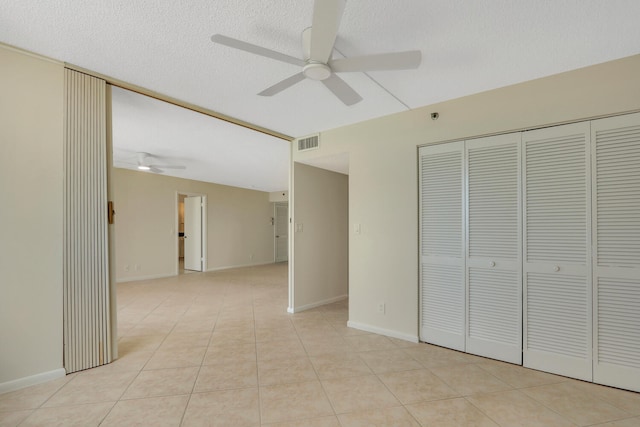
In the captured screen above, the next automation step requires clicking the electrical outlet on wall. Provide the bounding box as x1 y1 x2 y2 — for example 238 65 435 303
377 303 385 314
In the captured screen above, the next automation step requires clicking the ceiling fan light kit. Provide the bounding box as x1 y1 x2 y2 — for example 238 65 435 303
121 152 186 174
303 62 332 81
211 0 421 106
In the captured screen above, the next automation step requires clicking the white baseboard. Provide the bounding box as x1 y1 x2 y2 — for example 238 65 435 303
116 262 276 283
116 273 176 283
206 261 273 273
347 321 419 343
289 294 348 313
0 368 66 395
287 307 295 314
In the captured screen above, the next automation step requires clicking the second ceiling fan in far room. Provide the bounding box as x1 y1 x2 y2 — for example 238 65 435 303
124 152 186 174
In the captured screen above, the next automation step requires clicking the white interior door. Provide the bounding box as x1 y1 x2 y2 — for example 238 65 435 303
419 142 466 351
184 196 203 271
275 203 288 262
592 112 640 392
522 122 592 381
465 134 522 364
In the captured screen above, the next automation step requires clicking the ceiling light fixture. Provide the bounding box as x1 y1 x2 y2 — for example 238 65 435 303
137 165 151 171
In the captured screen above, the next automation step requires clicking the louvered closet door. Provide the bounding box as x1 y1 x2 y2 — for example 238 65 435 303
419 142 465 351
592 112 640 392
522 122 592 381
465 134 522 364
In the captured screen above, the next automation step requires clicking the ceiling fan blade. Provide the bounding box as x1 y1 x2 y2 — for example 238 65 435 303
149 167 164 174
149 164 186 170
258 73 306 96
211 34 305 67
310 0 346 63
322 74 362 106
330 50 422 72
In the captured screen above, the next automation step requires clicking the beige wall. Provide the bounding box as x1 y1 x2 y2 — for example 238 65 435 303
0 46 65 388
113 168 275 281
291 163 348 311
292 54 640 341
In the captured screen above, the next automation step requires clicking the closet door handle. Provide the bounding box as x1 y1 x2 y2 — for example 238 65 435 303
554 265 560 272
489 261 496 267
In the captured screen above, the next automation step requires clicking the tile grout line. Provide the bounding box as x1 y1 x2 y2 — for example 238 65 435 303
251 278 264 427
178 281 223 427
513 383 607 426
299 308 341 423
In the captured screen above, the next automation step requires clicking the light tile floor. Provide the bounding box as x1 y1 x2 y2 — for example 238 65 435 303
2 263 640 426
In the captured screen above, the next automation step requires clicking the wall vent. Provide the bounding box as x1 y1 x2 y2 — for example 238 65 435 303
297 134 320 151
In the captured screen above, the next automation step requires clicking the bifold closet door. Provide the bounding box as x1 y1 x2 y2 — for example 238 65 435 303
592 112 640 392
419 142 465 351
522 122 592 381
465 134 522 364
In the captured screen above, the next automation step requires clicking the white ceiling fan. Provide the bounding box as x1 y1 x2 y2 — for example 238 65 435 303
211 0 421 106
119 152 187 174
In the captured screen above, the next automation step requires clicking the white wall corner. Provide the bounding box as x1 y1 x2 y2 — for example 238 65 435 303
0 368 66 395
346 321 419 343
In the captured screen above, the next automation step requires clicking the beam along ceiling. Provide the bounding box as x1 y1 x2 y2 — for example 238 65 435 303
2 1 640 137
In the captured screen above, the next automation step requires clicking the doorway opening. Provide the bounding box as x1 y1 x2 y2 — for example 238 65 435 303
289 159 349 313
177 192 207 274
274 202 289 263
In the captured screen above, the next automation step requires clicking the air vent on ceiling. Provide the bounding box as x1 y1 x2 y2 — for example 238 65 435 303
297 134 320 151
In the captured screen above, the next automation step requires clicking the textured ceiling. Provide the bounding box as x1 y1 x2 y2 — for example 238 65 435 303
2 1 640 187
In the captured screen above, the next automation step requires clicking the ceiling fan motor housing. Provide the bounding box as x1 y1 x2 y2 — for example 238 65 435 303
301 27 332 80
303 62 331 80
137 152 151 166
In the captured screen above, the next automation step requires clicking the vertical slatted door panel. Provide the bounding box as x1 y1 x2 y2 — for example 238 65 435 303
592 112 640 392
522 122 592 381
419 142 465 351
64 69 112 373
465 134 522 364
275 203 288 262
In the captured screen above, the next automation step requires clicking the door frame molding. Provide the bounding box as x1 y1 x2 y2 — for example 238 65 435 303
175 191 207 274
